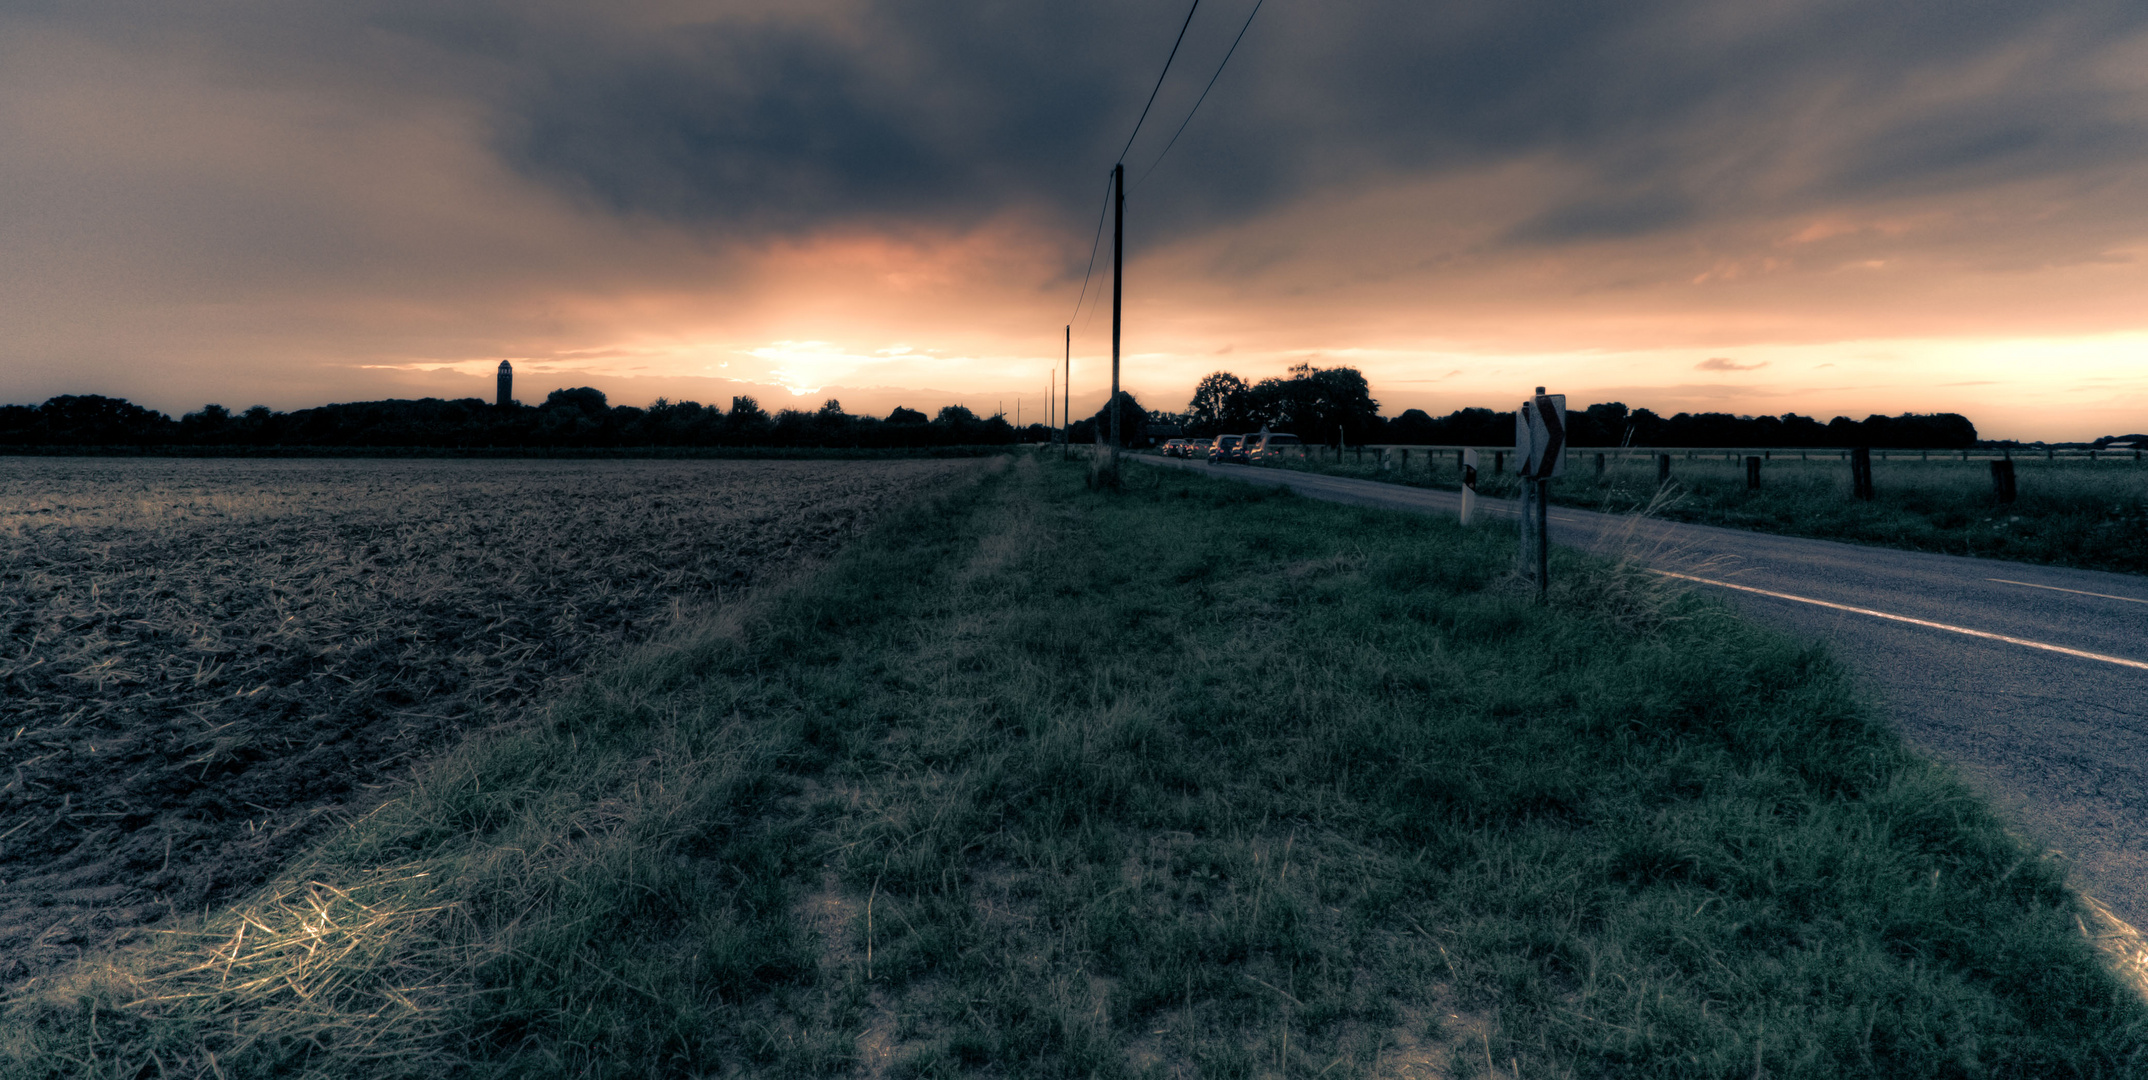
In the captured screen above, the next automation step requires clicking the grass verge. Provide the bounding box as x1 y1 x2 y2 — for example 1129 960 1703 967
1263 450 2148 575
7 452 2145 1078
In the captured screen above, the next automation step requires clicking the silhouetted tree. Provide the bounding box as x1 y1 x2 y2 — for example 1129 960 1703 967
1184 372 1251 436
544 387 609 415
1239 364 1380 444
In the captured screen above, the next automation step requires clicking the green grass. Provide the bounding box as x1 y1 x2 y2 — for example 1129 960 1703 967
1266 449 2148 575
8 452 2145 1078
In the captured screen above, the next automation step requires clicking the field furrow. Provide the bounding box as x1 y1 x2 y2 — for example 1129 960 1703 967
0 457 975 983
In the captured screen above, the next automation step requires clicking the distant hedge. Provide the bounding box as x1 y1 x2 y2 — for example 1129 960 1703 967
1378 403 1980 449
0 392 1041 451
1 389 1986 453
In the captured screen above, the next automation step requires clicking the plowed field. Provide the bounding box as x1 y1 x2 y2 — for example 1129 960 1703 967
0 457 976 983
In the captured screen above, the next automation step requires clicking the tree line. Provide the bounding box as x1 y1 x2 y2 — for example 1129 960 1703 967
1163 366 1980 449
0 391 1039 450
2 371 1983 451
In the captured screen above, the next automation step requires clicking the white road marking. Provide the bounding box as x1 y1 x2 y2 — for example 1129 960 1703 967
1654 570 2148 672
1986 578 2148 606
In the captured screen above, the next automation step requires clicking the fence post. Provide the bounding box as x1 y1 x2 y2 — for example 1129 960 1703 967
1595 452 1606 477
1657 453 1671 485
1495 450 1505 473
1991 459 2016 504
1746 456 1761 490
1851 447 1874 500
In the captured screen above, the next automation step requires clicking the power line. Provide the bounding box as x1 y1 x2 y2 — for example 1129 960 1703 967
1069 171 1116 324
1116 0 1203 164
1134 0 1266 190
1072 0 1204 334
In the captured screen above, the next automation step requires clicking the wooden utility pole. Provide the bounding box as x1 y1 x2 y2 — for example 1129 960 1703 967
1110 162 1125 449
1062 324 1071 460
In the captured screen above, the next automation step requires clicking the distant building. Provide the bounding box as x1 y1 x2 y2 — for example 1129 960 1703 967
496 361 513 407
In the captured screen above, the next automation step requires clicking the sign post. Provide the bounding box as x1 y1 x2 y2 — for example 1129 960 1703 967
1459 449 1479 525
1514 388 1566 600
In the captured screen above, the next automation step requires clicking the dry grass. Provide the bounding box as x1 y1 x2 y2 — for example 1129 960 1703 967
0 456 980 987
9 455 2144 1078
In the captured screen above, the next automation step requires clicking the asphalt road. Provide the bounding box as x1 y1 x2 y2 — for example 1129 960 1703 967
1141 455 2148 927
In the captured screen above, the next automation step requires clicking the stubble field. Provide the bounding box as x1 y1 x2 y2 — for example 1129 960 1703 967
0 456 979 985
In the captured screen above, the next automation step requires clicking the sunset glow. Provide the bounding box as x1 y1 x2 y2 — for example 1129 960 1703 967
3 3 2146 439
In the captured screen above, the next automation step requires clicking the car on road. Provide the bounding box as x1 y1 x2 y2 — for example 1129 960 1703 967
1210 434 1248 464
1245 432 1302 463
1161 438 1192 457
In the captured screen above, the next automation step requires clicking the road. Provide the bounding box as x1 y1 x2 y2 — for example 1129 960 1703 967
1141 455 2148 928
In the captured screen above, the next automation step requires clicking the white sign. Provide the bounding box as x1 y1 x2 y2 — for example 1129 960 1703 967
1515 393 1567 479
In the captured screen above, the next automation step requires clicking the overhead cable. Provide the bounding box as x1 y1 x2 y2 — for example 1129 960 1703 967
1073 0 1204 330
1116 0 1203 164
1069 171 1116 324
1135 0 1266 189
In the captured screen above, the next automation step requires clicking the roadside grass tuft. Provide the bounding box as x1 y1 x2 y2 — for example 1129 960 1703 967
8 452 2146 1078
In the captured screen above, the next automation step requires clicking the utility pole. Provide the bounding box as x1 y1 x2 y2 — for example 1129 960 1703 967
1110 162 1125 450
1062 324 1071 460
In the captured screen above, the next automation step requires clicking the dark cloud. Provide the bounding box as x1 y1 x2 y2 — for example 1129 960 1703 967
417 0 2148 250
13 0 2145 251
1507 190 1696 244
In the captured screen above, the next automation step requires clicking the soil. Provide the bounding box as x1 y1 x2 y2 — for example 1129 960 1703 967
0 456 978 985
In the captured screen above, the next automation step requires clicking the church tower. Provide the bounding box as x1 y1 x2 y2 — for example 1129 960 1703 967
496 360 513 407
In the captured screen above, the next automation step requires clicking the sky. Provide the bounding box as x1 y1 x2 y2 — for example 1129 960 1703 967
3 1 2147 440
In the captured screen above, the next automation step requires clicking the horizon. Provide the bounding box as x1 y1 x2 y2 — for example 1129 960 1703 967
24 377 2141 447
4 4 2146 441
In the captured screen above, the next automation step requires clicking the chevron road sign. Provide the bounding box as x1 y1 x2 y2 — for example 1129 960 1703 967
1517 392 1567 479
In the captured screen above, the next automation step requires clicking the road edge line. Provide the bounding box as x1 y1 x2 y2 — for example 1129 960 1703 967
1652 570 2148 672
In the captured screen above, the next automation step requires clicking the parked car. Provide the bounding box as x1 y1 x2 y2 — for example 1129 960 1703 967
1245 432 1302 463
1210 434 1249 464
1161 438 1191 457
1187 438 1214 458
